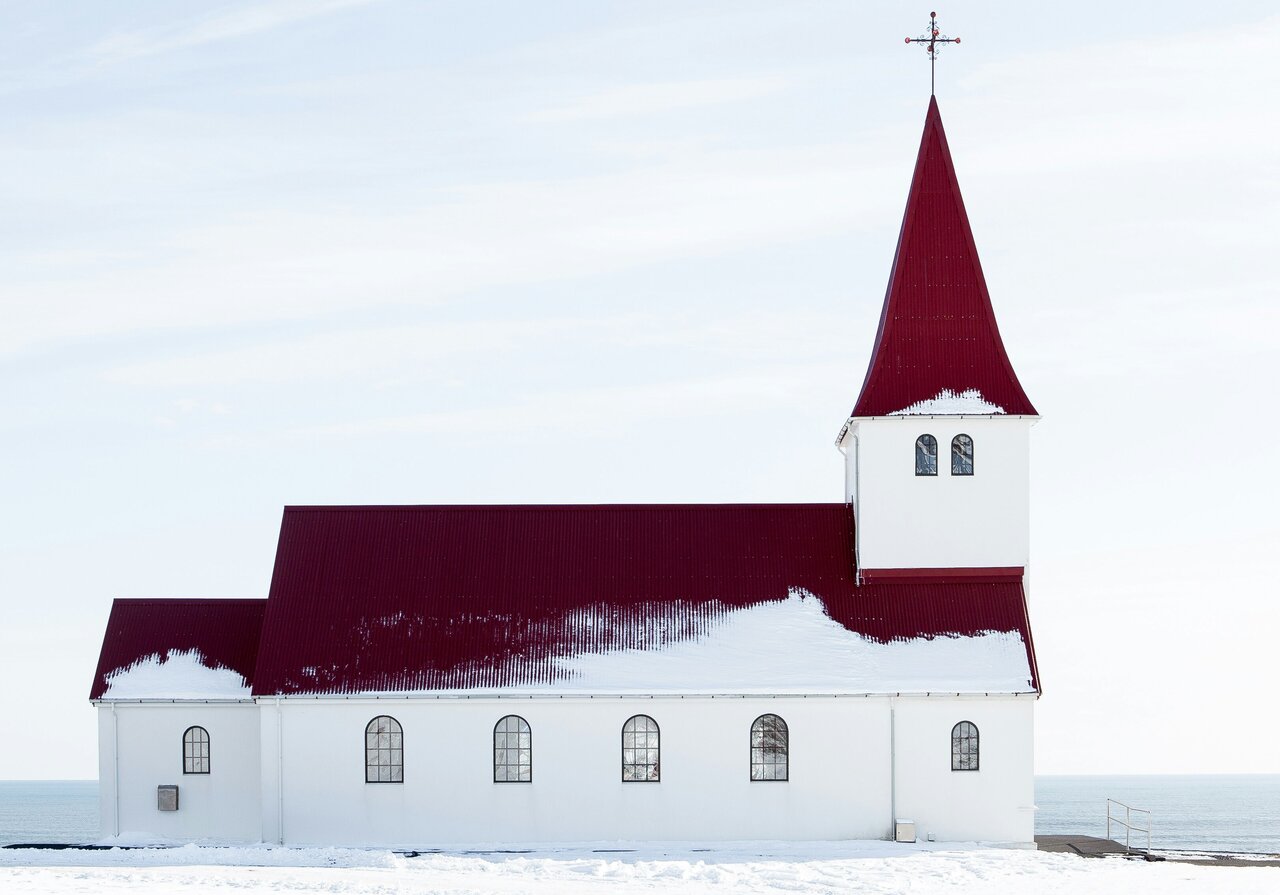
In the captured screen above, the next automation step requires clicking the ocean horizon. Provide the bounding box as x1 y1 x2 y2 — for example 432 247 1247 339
2 775 1277 853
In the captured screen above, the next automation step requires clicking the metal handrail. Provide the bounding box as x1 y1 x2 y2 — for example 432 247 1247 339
1106 798 1152 854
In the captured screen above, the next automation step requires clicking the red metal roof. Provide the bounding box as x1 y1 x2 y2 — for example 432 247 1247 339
251 504 1038 695
89 598 266 700
852 96 1036 417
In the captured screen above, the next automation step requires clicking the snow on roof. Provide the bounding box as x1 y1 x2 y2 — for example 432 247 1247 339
253 504 1039 696
489 590 1032 695
889 389 1006 417
102 649 252 700
851 96 1036 419
90 599 265 700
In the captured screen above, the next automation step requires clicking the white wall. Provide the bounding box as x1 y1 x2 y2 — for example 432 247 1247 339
844 417 1033 571
893 697 1035 844
268 695 1033 846
98 694 1035 846
98 702 261 842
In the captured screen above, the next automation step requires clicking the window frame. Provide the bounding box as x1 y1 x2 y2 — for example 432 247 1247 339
915 434 939 477
621 714 661 783
182 726 210 775
365 715 404 784
493 714 532 784
749 714 789 782
951 720 979 771
951 433 974 476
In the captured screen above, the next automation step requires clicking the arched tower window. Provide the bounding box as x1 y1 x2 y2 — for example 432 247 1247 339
365 715 403 783
182 726 209 774
952 721 979 771
750 714 789 781
915 434 938 476
951 434 974 476
494 715 531 783
622 715 660 782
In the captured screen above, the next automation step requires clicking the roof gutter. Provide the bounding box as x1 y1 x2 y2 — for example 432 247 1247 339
249 690 1038 701
91 698 257 705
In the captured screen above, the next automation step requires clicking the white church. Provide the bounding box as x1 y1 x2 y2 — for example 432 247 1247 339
91 95 1043 847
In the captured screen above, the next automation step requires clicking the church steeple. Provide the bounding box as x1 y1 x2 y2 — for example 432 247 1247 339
851 96 1036 418
837 95 1037 576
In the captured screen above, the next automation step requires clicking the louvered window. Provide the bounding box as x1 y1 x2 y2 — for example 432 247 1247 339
494 715 531 783
951 434 974 476
182 726 209 774
622 715 660 782
365 715 403 783
952 720 979 771
750 714 789 781
916 434 938 476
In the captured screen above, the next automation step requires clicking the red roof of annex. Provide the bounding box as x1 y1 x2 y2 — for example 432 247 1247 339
90 505 1039 698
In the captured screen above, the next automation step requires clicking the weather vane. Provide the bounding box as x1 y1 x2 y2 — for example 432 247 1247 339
905 11 960 95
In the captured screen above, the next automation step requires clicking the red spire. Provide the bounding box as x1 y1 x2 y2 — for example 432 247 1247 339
851 96 1036 417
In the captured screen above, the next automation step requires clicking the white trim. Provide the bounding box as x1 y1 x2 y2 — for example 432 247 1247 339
92 698 256 705
249 691 1037 702
851 414 1041 422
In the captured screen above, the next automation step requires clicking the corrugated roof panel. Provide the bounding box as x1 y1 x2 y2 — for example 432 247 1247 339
89 598 266 700
852 95 1037 418
252 504 1038 695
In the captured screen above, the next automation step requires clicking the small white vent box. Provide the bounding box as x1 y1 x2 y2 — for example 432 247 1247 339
157 785 179 811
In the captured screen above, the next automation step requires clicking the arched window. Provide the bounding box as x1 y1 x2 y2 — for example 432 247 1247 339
622 715 660 782
494 715 531 783
952 721 979 771
915 434 938 476
951 434 974 476
182 726 209 774
365 715 403 783
750 714 788 781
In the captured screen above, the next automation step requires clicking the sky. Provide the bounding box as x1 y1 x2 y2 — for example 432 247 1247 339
1 1 1277 780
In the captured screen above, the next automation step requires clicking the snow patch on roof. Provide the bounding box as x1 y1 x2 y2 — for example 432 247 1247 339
889 389 1006 416
396 590 1033 696
101 648 252 700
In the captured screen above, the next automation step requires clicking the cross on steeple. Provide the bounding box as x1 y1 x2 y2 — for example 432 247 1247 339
905 11 961 95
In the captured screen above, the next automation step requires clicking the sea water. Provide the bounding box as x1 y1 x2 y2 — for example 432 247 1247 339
2 777 1278 852
1035 775 1280 854
0 781 98 846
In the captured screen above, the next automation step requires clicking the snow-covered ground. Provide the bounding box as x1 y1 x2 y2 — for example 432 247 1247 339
1 842 1275 894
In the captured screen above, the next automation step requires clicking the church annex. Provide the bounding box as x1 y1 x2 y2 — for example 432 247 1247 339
91 95 1042 846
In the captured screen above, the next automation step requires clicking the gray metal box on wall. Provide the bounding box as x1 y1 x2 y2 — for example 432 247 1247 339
894 818 916 843
157 785 179 811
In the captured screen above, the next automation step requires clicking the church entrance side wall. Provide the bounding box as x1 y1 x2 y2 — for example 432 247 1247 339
97 702 261 842
892 697 1035 844
261 695 1032 846
264 696 893 845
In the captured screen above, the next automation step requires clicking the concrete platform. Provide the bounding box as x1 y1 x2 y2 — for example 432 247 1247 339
1036 835 1280 868
1036 835 1132 858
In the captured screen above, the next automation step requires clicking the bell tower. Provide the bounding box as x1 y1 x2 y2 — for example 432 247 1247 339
836 96 1038 580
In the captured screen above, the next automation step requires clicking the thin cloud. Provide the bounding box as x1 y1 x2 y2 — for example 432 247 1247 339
86 0 377 64
528 75 796 122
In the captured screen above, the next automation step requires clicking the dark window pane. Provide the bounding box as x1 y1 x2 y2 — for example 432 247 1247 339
182 727 210 775
750 715 788 781
494 715 532 783
916 435 938 476
365 716 403 783
951 435 974 476
951 721 979 771
622 716 660 782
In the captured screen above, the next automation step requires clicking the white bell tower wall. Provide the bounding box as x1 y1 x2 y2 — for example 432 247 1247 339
840 415 1034 573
